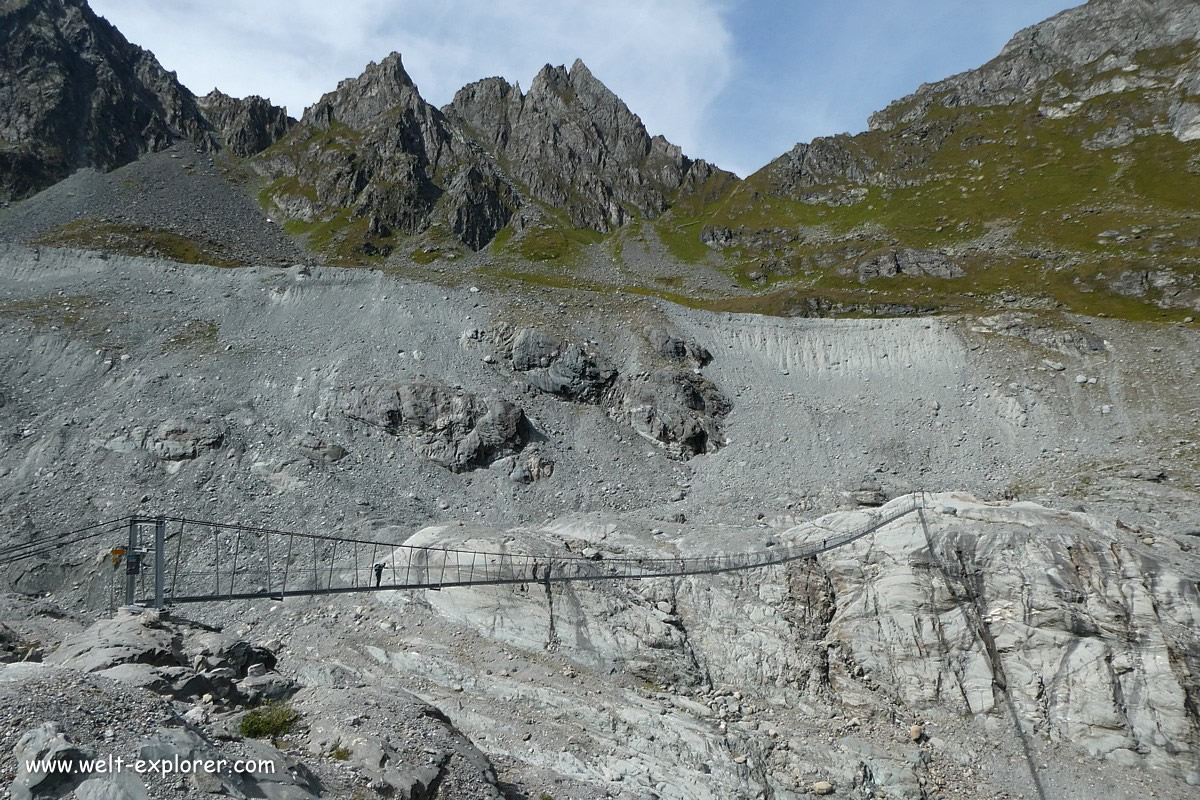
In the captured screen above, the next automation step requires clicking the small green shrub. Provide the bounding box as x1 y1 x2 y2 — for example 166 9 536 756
331 744 351 761
239 700 299 739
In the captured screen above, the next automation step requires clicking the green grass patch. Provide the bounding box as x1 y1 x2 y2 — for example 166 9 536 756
489 224 515 251
239 701 299 739
411 247 442 264
514 224 603 262
31 219 243 267
654 215 712 264
163 319 218 351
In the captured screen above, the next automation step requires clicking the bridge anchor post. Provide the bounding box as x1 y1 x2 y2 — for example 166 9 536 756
154 517 165 609
124 518 139 607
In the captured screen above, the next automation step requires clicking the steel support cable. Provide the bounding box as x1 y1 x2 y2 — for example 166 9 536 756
7 520 130 565
8 517 129 554
111 500 921 605
155 501 914 576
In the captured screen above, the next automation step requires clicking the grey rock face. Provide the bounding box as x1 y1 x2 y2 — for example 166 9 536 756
0 0 215 200
294 684 506 799
644 327 712 366
196 90 293 157
855 248 965 282
766 137 878 200
448 60 725 232
12 722 91 800
255 52 521 251
508 328 616 401
510 327 563 371
256 54 733 251
46 611 286 705
340 381 527 472
96 420 225 461
521 343 617 402
609 370 730 459
869 0 1200 133
446 164 516 250
490 450 555 484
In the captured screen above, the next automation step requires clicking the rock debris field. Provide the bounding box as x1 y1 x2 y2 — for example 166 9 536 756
1 244 1199 799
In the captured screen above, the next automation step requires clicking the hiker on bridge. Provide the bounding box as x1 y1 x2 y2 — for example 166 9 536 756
374 562 384 588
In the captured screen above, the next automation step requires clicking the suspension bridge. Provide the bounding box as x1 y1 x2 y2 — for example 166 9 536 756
8 497 923 609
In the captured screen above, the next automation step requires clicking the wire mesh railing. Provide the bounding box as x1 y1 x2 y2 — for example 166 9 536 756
141 497 920 604
7 498 922 607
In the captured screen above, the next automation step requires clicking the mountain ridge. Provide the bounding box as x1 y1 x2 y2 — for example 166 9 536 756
2 0 1199 322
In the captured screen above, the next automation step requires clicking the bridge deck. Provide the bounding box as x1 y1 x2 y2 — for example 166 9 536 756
9 499 922 607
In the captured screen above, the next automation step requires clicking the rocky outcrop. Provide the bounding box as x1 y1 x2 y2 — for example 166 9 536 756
764 137 878 200
95 420 225 461
340 381 527 472
822 496 1200 779
401 495 1200 789
854 248 965 282
507 328 617 402
608 370 730 459
5 610 508 800
294 684 506 798
498 325 727 459
490 450 555 484
645 327 713 366
254 52 516 251
196 90 293 157
869 0 1200 134
255 54 734 251
0 0 216 200
46 610 288 705
447 60 728 232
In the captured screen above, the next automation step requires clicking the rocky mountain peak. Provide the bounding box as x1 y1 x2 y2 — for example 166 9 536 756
0 0 214 199
301 51 428 131
253 52 733 253
443 57 716 232
869 0 1200 131
196 90 293 157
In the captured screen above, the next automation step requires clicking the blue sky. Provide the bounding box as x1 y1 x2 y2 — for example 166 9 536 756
89 0 1079 177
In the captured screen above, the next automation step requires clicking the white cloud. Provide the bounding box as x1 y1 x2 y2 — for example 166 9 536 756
88 0 734 164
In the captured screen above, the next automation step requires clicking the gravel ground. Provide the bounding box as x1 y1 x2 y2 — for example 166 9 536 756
0 146 306 267
2 243 1199 799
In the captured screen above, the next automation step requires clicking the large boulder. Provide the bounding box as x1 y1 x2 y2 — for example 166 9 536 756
510 327 563 371
644 327 712 366
525 344 616 401
96 420 225 461
608 370 731 459
511 334 616 402
46 611 289 706
340 382 527 472
11 722 96 800
855 248 965 282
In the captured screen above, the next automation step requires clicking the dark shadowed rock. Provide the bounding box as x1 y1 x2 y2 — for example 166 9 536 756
644 327 712 366
609 370 731 459
0 0 215 200
197 90 293 157
340 382 527 472
855 249 965 282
